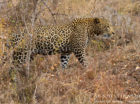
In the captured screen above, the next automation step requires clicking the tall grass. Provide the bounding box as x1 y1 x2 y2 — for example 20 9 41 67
0 0 140 104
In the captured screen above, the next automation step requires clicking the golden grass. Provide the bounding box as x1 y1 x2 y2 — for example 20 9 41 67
0 0 140 104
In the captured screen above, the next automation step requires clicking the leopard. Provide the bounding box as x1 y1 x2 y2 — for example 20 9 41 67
7 17 115 69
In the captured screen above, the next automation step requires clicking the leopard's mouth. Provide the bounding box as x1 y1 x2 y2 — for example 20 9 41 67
95 33 112 40
102 33 111 39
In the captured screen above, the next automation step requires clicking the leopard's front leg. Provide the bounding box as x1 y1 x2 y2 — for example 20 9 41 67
73 48 87 67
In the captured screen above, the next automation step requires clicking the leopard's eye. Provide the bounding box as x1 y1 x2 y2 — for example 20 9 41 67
107 26 110 28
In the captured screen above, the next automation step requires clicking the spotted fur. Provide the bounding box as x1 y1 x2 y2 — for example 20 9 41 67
7 18 115 68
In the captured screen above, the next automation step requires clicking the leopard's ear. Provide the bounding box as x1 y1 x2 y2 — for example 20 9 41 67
94 18 100 24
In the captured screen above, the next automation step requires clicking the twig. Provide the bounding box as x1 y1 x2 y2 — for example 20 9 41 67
41 0 56 24
52 13 68 17
32 0 39 25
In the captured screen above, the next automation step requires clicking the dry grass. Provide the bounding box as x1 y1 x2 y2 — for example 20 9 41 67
0 0 140 104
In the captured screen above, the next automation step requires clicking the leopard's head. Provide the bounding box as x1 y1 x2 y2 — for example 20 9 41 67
91 18 115 40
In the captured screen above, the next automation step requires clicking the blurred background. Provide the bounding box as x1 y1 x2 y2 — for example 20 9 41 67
0 0 140 104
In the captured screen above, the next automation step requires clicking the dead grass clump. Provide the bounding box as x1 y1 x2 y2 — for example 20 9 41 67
122 1 140 16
